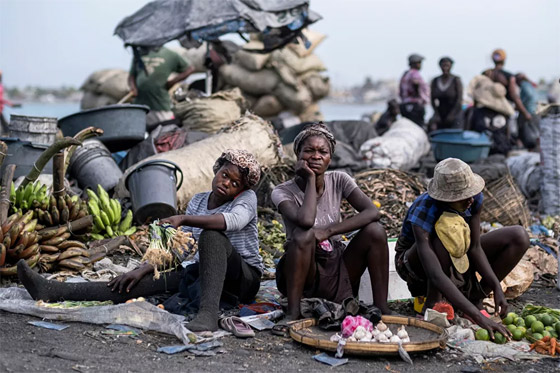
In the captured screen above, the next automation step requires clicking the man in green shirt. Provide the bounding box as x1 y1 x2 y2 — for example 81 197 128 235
128 47 194 127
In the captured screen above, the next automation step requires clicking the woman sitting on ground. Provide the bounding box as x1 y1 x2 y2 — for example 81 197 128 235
271 123 391 322
18 149 263 332
395 158 529 339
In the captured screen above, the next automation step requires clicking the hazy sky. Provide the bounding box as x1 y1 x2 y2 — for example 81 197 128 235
1 0 559 88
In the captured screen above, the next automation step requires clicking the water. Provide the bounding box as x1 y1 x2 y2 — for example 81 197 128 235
3 101 385 122
3 101 81 120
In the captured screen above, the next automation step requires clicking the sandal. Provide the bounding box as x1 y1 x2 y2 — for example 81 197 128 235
218 316 255 338
271 320 297 337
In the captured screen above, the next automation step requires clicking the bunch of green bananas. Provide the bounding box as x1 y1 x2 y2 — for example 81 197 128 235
10 181 49 213
87 185 136 240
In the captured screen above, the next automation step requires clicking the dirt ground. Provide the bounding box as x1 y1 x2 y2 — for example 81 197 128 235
1 278 559 373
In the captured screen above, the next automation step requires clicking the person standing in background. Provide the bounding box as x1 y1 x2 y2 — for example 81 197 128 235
399 54 430 127
128 47 195 128
429 57 463 132
0 70 22 134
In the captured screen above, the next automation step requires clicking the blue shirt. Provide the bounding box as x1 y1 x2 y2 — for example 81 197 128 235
399 192 484 247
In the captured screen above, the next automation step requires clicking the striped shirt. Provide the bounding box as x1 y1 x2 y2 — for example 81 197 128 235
181 190 263 274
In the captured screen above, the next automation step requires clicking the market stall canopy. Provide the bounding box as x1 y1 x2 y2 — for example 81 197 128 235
114 0 322 51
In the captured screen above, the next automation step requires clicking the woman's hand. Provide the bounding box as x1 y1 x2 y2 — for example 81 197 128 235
295 160 315 180
493 287 509 318
475 314 512 341
107 265 152 293
313 227 332 243
160 215 183 227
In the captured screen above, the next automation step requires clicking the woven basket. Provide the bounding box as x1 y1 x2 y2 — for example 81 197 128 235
480 172 530 227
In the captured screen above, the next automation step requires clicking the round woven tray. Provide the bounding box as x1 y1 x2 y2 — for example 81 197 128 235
289 315 448 356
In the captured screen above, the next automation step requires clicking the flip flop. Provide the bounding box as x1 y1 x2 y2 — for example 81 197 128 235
218 316 255 338
271 320 297 337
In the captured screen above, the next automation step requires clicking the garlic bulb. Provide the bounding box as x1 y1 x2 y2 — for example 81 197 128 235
377 321 388 332
364 330 373 341
347 336 357 342
375 333 389 342
390 335 402 343
397 326 409 339
402 337 410 343
330 333 342 342
384 329 393 338
372 328 381 337
353 326 367 340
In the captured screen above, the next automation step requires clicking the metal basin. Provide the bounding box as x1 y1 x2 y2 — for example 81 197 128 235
58 104 149 152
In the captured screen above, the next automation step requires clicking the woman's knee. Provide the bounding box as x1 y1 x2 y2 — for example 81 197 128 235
290 227 316 252
198 230 230 252
361 221 387 242
508 226 530 253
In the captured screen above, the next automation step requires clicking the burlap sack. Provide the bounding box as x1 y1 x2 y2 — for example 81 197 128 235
173 88 245 133
287 29 327 58
269 48 326 75
298 103 324 122
219 64 279 95
115 114 283 209
170 45 207 73
273 83 312 114
80 91 118 110
235 41 270 71
81 69 129 100
252 95 284 118
301 71 330 100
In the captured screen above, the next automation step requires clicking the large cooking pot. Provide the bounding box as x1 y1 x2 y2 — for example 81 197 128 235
58 104 149 152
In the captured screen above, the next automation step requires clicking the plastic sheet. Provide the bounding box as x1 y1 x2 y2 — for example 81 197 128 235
0 287 193 344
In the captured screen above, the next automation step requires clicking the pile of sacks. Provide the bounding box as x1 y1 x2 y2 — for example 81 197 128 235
80 69 129 110
220 31 330 121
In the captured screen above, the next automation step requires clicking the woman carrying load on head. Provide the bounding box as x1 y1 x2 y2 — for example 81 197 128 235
18 149 263 333
395 158 529 340
271 123 392 324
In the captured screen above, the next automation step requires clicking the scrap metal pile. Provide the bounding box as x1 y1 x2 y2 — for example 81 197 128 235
341 169 427 238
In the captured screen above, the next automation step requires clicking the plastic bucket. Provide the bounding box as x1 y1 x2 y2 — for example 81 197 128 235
0 137 52 179
8 115 58 145
69 139 123 192
430 129 492 163
126 160 183 224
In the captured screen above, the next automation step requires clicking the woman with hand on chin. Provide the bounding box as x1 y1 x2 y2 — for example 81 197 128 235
271 123 391 325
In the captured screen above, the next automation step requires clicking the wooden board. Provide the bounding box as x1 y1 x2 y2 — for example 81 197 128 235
290 315 448 356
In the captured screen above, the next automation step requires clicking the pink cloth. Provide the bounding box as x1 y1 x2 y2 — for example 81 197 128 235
399 68 430 105
341 315 373 337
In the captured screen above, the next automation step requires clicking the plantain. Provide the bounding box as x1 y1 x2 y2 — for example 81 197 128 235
2 212 21 235
65 195 73 210
69 256 90 265
93 215 105 231
23 219 38 233
14 231 30 249
19 243 39 259
57 195 66 213
0 243 6 266
89 233 105 241
9 221 25 246
39 252 60 262
41 232 71 246
3 235 11 250
110 199 121 224
51 206 60 225
38 225 67 241
123 227 137 236
57 240 87 250
0 252 40 276
100 210 111 228
86 189 99 204
105 225 114 237
88 200 100 217
58 247 90 260
70 202 80 221
77 209 87 219
39 245 60 253
43 210 53 226
27 232 39 247
61 206 70 224
57 258 85 270
119 210 133 232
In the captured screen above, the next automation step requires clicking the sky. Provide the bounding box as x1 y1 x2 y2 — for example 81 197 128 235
1 0 559 89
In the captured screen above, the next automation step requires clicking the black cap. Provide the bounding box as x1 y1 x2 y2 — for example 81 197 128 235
408 54 424 64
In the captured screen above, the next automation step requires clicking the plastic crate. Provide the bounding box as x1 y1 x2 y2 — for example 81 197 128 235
430 129 492 163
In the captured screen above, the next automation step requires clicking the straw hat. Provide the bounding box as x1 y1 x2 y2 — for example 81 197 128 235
469 75 515 117
428 158 485 202
435 211 471 274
